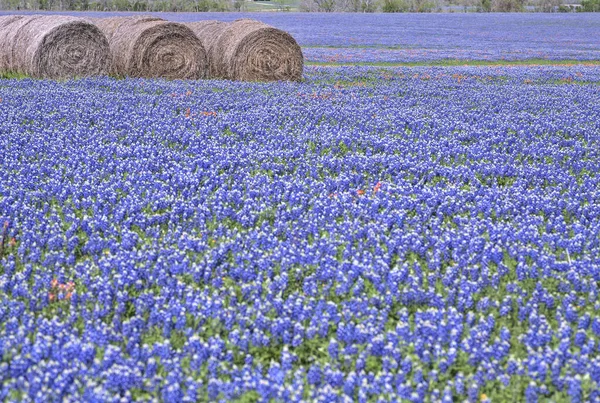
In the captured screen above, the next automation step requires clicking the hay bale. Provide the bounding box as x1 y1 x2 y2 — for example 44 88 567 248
0 15 25 73
197 19 303 82
185 20 227 78
185 20 227 52
0 15 110 79
0 15 23 25
94 16 207 79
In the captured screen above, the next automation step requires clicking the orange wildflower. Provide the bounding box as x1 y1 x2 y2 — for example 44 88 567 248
49 279 75 303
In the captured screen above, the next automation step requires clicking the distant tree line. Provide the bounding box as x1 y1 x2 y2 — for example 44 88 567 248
0 0 596 12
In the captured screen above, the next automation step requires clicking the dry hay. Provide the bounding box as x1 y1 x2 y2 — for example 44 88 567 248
184 20 227 78
0 15 25 73
193 19 303 82
0 15 110 79
94 16 207 79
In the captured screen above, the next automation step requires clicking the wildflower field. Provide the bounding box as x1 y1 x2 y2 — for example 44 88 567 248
1 12 600 403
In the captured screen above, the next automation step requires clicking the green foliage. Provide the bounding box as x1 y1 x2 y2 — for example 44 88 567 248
112 0 130 9
492 0 525 11
0 72 29 80
382 0 410 12
411 0 438 11
365 356 382 373
232 0 245 10
131 389 156 401
131 0 146 10
292 337 330 366
581 0 600 11
170 330 187 350
192 0 230 11
232 391 261 403
141 326 165 347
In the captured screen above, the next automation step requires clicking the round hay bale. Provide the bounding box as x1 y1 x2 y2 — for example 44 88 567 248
209 19 304 82
1 15 110 79
94 16 207 80
0 15 23 26
0 15 25 74
185 20 227 78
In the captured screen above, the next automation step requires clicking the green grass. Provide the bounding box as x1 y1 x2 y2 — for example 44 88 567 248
3 58 599 83
0 71 30 80
242 0 299 11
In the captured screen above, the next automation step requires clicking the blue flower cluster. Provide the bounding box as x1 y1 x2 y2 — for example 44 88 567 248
1 63 600 401
303 46 600 64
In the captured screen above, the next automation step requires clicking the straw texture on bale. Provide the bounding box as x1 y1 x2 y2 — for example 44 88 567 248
0 15 24 73
94 16 207 79
0 15 110 79
191 19 303 82
185 20 227 77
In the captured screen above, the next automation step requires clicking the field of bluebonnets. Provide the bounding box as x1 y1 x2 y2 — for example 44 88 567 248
2 12 600 403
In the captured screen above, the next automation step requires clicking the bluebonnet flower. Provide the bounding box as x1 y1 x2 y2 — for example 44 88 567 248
307 364 322 386
568 376 583 403
1 43 600 401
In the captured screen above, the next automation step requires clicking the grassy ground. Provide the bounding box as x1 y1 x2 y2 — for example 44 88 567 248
240 0 300 11
0 72 30 80
3 59 599 82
